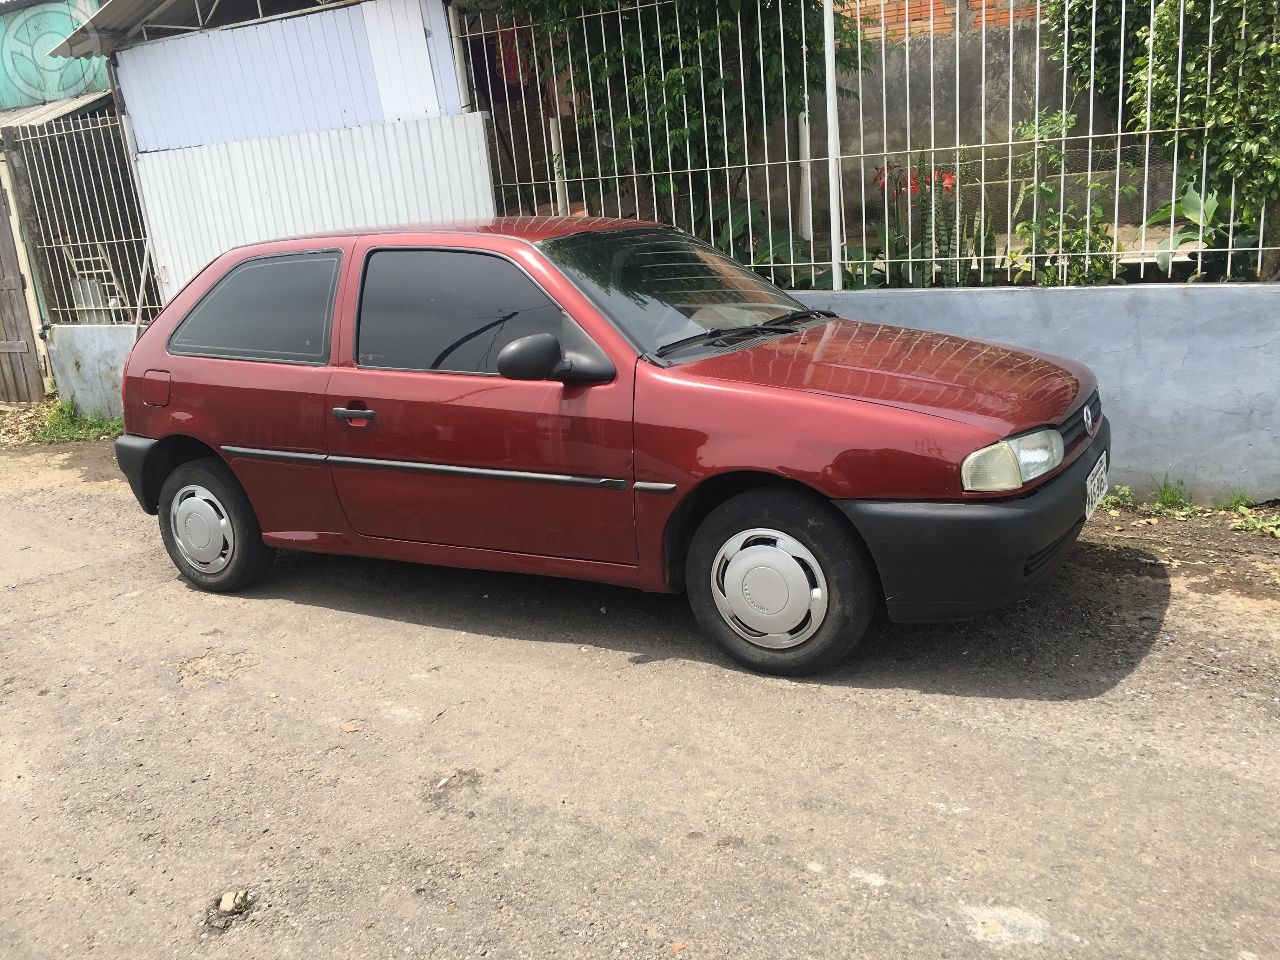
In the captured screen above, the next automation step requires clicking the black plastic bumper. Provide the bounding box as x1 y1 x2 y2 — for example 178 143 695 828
836 418 1110 622
115 434 157 513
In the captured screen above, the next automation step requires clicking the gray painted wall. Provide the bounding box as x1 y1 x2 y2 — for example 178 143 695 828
795 285 1280 501
41 288 1280 501
47 324 139 419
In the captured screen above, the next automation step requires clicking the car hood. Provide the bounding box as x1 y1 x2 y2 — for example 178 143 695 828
681 319 1092 436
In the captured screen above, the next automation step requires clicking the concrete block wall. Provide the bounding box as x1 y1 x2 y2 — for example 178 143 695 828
47 324 139 419
795 284 1280 501
43 288 1280 502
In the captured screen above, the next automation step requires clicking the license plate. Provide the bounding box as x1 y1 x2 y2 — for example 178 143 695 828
1084 452 1109 521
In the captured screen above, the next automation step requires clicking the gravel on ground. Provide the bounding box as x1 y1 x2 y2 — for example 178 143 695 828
1 441 1277 959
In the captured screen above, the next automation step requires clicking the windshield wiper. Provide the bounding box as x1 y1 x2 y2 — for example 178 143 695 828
652 310 837 359
760 308 837 327
653 324 788 358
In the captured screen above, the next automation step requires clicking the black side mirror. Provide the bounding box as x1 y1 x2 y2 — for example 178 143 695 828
497 332 562 381
496 333 615 386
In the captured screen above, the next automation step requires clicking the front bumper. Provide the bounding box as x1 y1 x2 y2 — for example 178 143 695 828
836 418 1110 622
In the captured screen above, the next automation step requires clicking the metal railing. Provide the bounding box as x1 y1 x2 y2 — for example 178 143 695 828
454 0 1277 288
8 113 161 324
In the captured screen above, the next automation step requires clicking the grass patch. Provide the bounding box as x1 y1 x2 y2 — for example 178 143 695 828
1215 490 1254 511
1150 477 1194 513
1134 477 1211 521
1117 479 1276 538
29 399 123 443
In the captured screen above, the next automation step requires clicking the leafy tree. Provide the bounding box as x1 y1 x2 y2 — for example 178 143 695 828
1046 0 1279 278
1129 0 1280 278
497 0 867 250
1042 0 1142 112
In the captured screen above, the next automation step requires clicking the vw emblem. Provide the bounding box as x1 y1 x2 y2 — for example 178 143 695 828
1083 405 1094 434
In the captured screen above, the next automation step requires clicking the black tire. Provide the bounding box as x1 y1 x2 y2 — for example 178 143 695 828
158 456 275 592
685 487 879 676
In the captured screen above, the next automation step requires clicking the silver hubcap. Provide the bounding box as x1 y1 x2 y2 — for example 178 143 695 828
170 484 235 574
710 528 828 649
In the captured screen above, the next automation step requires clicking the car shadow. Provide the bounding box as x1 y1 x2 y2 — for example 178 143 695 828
235 537 1169 702
830 540 1172 700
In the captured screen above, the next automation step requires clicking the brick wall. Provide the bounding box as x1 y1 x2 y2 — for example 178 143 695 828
847 0 1038 41
967 0 1039 30
849 0 956 41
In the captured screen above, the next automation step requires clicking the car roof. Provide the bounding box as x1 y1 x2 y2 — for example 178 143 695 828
236 217 662 250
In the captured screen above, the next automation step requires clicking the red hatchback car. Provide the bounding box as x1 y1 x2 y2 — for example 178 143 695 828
116 218 1109 675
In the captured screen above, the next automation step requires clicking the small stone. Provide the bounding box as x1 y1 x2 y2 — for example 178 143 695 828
218 892 237 914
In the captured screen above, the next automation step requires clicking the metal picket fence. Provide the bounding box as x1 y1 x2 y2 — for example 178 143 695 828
453 0 1276 288
8 113 161 324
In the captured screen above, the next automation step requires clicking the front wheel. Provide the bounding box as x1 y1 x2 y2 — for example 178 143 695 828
158 457 276 592
685 488 879 675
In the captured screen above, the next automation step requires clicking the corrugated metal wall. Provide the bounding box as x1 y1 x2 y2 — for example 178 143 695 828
134 113 494 300
117 0 462 153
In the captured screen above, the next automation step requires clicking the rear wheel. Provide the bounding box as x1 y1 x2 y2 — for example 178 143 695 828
685 487 878 675
158 457 275 592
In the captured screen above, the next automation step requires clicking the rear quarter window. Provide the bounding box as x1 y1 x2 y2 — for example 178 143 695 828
169 251 342 363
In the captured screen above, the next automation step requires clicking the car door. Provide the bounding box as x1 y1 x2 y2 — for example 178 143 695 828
162 241 351 537
324 238 636 565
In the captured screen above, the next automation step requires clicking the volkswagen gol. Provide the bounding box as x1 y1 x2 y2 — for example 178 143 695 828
116 219 1109 675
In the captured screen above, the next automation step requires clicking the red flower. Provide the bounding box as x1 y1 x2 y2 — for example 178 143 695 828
872 162 924 199
931 169 956 194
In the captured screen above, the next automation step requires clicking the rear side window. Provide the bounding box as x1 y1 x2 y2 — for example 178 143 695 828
169 251 341 363
357 249 578 374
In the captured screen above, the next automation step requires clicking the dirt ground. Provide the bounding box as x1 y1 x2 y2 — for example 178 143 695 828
1 440 1277 960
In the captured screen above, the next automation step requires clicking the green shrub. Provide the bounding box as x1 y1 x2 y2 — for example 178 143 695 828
1230 507 1280 538
1099 484 1135 511
1043 0 1139 113
32 399 123 443
1129 0 1280 278
1006 110 1124 287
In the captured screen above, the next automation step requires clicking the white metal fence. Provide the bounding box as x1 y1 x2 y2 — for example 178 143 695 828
8 114 160 324
454 0 1276 288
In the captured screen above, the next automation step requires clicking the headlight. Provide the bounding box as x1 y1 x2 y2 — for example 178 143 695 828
961 429 1064 492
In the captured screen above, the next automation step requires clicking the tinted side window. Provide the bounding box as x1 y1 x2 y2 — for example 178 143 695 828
170 252 341 363
357 250 575 374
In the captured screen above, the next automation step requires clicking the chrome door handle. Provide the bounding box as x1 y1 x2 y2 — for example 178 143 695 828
332 407 376 422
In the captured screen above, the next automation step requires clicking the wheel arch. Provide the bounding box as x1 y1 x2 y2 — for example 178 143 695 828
138 434 222 514
662 470 875 593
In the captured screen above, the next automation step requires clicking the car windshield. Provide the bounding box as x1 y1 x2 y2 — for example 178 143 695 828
539 226 806 356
